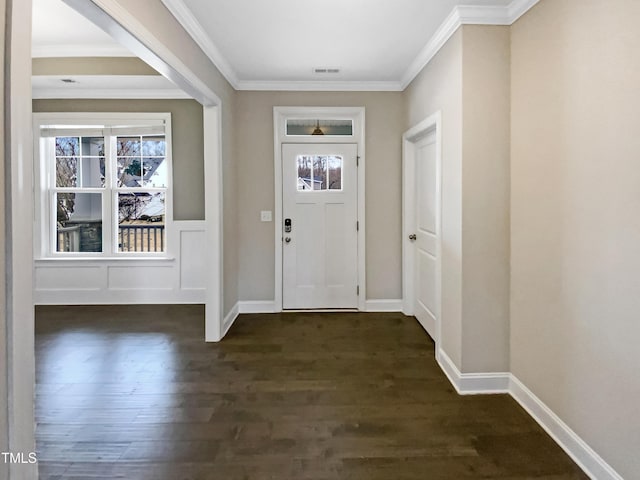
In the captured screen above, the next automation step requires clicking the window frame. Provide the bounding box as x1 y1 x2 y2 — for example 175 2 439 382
34 112 173 260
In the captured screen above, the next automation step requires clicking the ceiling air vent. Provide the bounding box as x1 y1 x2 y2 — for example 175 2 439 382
313 67 340 74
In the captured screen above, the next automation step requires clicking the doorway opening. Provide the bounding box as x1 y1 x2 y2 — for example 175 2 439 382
273 107 366 311
4 1 227 475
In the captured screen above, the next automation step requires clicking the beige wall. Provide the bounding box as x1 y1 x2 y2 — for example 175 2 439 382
235 91 404 302
112 0 239 314
33 99 205 221
33 57 158 76
511 0 640 477
404 26 511 372
404 29 464 367
461 26 511 372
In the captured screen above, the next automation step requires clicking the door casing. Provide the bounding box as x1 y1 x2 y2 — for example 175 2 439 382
273 107 366 312
402 111 443 347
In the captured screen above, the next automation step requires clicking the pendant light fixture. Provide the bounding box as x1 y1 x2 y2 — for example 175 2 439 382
311 120 324 135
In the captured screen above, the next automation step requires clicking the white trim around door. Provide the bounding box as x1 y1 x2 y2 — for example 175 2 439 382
402 111 443 346
273 107 366 312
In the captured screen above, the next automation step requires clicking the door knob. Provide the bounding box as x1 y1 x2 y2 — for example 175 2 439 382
409 234 417 241
284 237 291 243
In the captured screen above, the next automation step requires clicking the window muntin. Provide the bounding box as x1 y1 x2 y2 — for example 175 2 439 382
297 155 343 191
116 135 168 188
39 117 171 258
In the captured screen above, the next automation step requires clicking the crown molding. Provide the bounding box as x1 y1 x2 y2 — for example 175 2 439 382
236 80 403 92
400 7 462 90
160 0 240 89
400 0 539 89
161 0 540 92
32 43 135 58
457 4 512 24
508 0 541 22
32 88 191 100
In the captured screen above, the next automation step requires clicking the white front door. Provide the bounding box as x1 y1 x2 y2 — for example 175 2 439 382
282 143 358 309
409 131 439 339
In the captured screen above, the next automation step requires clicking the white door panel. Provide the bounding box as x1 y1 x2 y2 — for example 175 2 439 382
418 141 438 235
282 143 358 309
413 133 438 338
418 250 437 317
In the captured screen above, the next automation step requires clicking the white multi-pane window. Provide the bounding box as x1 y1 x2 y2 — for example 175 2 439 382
35 113 172 258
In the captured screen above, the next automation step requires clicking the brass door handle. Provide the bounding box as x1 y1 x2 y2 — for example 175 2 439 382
409 234 417 241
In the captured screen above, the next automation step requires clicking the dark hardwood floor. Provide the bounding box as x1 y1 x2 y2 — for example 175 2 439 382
35 305 587 480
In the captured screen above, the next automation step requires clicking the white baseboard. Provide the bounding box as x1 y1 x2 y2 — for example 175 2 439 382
34 288 205 305
364 299 403 312
238 300 277 314
436 349 510 395
235 299 402 313
221 302 239 337
509 376 623 480
435 347 623 479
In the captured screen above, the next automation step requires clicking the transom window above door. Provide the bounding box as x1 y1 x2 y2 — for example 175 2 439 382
286 119 353 136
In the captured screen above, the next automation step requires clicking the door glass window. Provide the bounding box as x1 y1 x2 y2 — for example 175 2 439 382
297 155 343 191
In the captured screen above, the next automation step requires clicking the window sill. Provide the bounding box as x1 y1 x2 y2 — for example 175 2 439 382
35 256 176 264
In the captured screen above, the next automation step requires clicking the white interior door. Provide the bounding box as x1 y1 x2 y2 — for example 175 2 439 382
282 143 358 309
409 131 439 339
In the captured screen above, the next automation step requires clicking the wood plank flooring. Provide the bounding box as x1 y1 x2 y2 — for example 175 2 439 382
35 305 588 480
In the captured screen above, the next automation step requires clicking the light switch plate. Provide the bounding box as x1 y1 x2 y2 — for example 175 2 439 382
260 210 272 222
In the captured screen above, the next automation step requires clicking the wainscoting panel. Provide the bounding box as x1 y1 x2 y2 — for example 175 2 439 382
179 228 207 290
35 265 104 291
34 221 206 305
107 265 174 290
